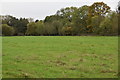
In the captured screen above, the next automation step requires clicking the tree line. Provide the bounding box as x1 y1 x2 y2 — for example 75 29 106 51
0 2 119 36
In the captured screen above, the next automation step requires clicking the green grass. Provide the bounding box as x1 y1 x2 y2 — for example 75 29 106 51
2 36 118 78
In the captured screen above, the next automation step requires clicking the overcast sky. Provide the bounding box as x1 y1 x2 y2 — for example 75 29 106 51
1 0 119 20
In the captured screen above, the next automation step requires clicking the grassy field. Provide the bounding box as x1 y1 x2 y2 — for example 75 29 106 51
2 36 118 78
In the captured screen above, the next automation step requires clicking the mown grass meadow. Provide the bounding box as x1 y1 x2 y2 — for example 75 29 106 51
2 36 118 78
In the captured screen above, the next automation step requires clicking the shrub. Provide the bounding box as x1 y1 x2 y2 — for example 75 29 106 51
1 24 15 36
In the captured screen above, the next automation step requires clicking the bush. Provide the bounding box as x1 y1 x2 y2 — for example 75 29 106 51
1 24 15 36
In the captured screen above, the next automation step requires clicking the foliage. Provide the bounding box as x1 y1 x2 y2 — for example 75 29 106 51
99 11 118 35
89 2 110 17
0 2 118 36
26 22 37 35
1 15 29 35
90 15 104 33
1 24 15 36
36 21 45 35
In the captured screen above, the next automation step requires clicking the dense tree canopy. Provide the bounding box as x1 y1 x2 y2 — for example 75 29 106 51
1 24 15 36
89 2 110 17
1 15 29 35
0 2 119 36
